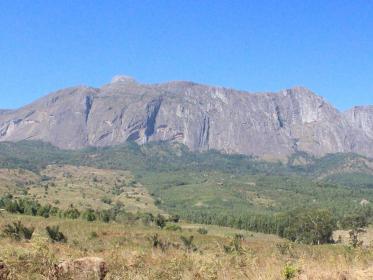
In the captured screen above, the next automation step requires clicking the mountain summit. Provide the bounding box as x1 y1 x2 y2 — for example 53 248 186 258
0 77 372 158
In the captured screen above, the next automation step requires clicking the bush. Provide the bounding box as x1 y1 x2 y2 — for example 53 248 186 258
2 221 34 240
169 214 180 223
82 209 96 222
155 214 166 229
180 235 197 252
141 213 154 225
165 224 182 231
349 228 366 248
89 231 98 239
100 197 112 205
98 210 112 223
148 233 170 251
63 207 80 219
46 225 67 243
197 227 208 235
276 241 294 256
224 234 244 254
282 263 298 279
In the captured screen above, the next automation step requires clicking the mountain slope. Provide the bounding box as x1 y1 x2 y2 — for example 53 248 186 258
0 141 372 225
0 76 372 158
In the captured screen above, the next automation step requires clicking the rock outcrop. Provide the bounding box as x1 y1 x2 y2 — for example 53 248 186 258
49 257 108 280
0 76 372 159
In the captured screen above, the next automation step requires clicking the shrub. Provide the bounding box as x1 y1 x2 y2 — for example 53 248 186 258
197 227 208 235
282 263 298 279
21 224 35 240
2 221 34 240
141 213 154 225
4 200 19 213
349 228 366 248
99 210 111 223
148 233 170 252
89 231 98 239
169 214 180 223
155 214 166 229
224 234 244 254
63 207 80 219
180 235 197 252
36 205 52 218
82 209 96 222
46 225 67 243
100 197 112 205
276 241 294 255
165 224 182 231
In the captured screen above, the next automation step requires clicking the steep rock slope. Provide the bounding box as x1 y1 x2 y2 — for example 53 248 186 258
0 76 372 158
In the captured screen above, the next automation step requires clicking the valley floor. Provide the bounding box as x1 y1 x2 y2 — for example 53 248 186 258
0 213 372 279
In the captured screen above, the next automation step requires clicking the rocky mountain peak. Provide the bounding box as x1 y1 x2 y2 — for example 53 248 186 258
281 86 321 99
110 75 138 85
0 78 372 159
0 109 11 115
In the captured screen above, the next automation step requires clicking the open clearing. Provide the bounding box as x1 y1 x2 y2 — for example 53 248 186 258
0 213 372 279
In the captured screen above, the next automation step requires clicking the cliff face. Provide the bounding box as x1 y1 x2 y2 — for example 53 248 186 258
0 76 372 158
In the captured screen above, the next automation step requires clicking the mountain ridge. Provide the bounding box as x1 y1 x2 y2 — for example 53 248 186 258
0 76 372 159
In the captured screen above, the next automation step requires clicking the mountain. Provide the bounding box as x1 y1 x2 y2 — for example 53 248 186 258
0 109 11 115
0 76 372 159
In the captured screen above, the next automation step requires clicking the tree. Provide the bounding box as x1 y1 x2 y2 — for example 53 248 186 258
279 208 336 245
82 209 96 222
155 214 166 229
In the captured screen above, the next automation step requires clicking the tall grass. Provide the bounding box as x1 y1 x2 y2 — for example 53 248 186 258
0 213 372 279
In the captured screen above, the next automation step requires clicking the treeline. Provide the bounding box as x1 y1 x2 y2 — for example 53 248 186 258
0 195 135 223
182 206 372 245
0 195 179 227
1 194 372 245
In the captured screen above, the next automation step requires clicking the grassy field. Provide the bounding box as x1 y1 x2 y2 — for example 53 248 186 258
0 141 373 279
0 213 372 279
0 165 161 214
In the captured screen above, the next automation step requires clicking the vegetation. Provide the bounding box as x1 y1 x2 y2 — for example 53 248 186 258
0 141 372 244
45 225 67 243
0 212 372 279
2 221 34 240
282 263 298 280
349 228 366 248
179 235 197 252
165 223 182 231
197 227 208 235
155 214 166 229
0 133 372 278
277 208 336 244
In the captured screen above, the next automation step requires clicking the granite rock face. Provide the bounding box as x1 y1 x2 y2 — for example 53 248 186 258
0 76 372 158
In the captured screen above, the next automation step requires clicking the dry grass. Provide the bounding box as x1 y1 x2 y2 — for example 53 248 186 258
0 165 161 214
0 168 39 194
334 227 373 248
0 213 372 279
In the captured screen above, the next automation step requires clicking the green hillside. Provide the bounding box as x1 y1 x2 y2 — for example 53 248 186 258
0 141 372 235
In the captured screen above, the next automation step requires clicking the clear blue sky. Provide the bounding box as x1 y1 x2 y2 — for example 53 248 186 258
0 0 372 110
